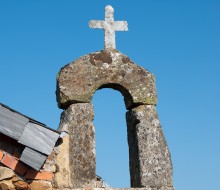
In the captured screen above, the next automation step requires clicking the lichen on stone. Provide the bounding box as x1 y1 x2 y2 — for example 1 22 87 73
56 49 157 110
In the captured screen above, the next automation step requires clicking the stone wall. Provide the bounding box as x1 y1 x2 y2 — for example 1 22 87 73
0 133 56 190
126 105 173 187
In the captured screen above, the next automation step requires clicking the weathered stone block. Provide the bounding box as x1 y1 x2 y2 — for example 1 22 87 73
57 103 96 188
0 180 14 189
13 180 29 190
126 105 173 188
30 181 52 190
52 188 175 190
0 166 14 181
56 49 157 110
54 135 72 189
0 183 10 190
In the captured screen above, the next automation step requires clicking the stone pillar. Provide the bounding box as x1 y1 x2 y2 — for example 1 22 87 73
58 103 96 188
126 105 173 188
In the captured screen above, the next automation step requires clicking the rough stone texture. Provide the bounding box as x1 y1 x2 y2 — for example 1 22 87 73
56 49 157 110
54 135 72 189
0 183 10 190
57 103 96 188
52 189 175 190
126 105 173 188
0 180 14 189
13 180 29 190
89 5 128 49
42 157 56 173
30 181 52 190
0 166 15 181
95 176 111 188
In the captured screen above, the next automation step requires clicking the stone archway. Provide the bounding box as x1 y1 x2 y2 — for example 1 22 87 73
93 87 130 187
56 49 157 110
55 49 173 189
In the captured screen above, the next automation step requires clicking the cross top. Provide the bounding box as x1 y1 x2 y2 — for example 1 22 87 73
89 5 128 49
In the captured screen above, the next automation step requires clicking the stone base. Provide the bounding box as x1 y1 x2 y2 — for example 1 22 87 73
53 188 175 190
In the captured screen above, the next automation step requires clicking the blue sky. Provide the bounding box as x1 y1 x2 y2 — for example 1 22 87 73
0 1 220 189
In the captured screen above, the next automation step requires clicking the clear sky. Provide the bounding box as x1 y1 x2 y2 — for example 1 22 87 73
0 1 220 190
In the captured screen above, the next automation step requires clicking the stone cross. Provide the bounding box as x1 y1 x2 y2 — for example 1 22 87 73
89 5 128 49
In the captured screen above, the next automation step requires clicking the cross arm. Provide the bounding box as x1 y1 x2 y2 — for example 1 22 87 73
113 21 128 31
89 20 104 29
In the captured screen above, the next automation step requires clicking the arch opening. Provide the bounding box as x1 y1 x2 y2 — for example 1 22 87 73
97 83 133 110
93 88 130 188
